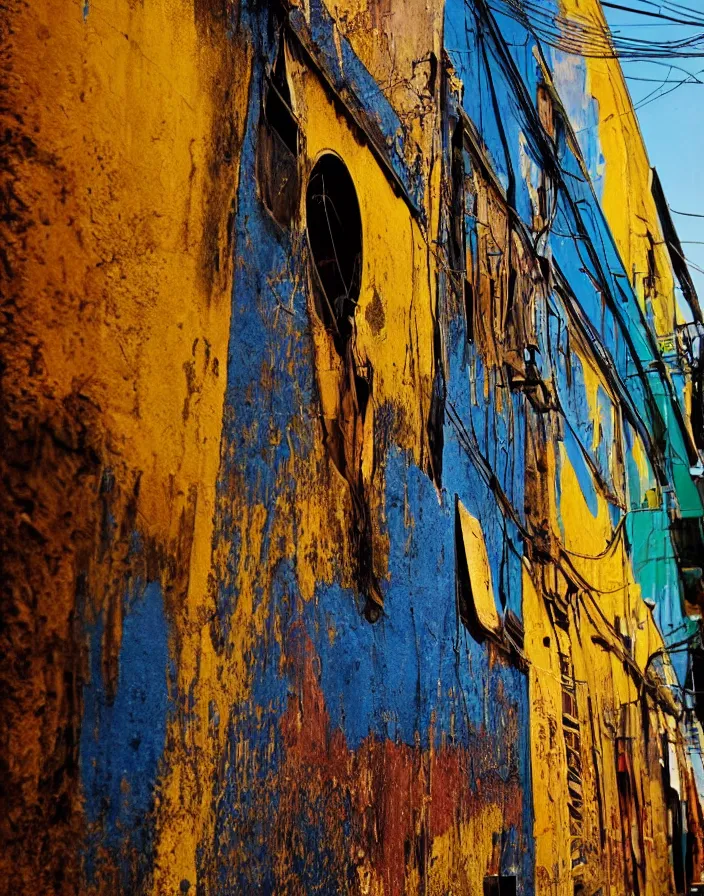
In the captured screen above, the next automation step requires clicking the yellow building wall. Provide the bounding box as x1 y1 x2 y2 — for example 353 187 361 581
525 328 689 894
1 0 252 890
560 0 680 338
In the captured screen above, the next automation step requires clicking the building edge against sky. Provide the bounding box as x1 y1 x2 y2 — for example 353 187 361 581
2 0 704 893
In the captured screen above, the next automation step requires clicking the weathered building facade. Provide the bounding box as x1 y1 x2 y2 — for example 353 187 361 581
3 0 704 893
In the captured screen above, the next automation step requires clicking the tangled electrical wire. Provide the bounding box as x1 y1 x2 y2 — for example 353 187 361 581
489 0 704 59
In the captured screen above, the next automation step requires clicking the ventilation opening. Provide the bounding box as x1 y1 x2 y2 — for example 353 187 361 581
306 153 362 350
483 876 517 896
257 38 300 227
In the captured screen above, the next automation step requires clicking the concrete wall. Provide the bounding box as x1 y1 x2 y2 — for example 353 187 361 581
2 0 703 893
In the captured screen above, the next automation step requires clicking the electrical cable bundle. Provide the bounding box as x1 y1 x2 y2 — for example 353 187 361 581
488 0 704 59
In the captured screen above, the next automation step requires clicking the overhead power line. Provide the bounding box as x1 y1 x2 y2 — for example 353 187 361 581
601 0 704 28
489 0 704 59
625 73 704 81
634 0 704 22
671 208 704 219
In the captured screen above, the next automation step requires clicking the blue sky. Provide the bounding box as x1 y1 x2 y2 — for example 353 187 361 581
605 8 704 302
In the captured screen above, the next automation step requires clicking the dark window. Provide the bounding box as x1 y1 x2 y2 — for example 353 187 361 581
265 51 297 155
305 154 379 620
483 876 517 896
464 278 474 342
306 153 362 350
450 121 466 283
257 40 300 227
693 646 704 729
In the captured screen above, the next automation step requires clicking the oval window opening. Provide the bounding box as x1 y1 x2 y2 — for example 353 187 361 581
306 154 362 346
